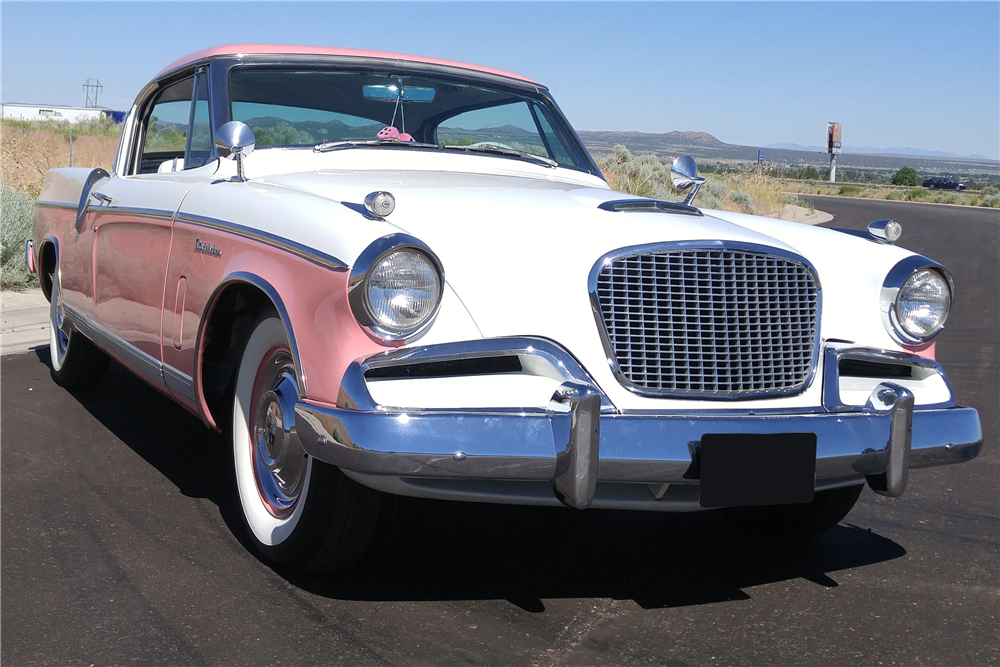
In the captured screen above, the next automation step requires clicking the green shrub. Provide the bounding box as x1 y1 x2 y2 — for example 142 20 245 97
983 195 1000 208
838 185 862 196
885 189 905 200
891 167 919 186
698 193 722 210
981 185 999 196
704 179 728 199
729 189 756 214
906 188 930 201
1 186 38 289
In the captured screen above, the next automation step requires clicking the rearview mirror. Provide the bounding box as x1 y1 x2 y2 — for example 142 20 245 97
670 155 706 206
362 85 436 103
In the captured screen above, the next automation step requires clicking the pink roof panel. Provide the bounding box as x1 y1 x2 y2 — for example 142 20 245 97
157 44 536 83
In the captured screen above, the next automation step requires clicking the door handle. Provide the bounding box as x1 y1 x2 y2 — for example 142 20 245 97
90 191 114 206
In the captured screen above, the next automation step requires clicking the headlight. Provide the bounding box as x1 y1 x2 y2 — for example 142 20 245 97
366 249 441 333
349 234 444 341
895 268 951 340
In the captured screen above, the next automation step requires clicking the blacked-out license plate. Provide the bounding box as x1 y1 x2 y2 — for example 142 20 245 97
699 433 817 508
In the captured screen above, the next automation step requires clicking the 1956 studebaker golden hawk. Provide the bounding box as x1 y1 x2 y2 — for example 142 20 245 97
29 45 982 573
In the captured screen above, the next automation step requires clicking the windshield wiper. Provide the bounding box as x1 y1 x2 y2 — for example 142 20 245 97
440 144 557 168
314 139 440 153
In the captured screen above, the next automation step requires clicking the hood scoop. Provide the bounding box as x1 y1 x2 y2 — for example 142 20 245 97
598 198 702 217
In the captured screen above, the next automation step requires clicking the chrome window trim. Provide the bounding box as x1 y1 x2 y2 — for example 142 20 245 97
587 240 823 400
339 336 615 413
879 255 955 346
174 212 348 272
197 272 307 398
347 233 445 344
822 345 956 412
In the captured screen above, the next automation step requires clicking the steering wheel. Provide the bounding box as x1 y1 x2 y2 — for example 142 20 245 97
470 141 516 151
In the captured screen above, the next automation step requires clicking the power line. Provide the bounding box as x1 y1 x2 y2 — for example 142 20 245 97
82 78 103 108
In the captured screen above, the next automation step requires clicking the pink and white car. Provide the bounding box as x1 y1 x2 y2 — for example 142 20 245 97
29 45 981 573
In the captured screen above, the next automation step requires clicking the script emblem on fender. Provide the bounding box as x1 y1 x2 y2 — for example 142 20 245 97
194 239 222 257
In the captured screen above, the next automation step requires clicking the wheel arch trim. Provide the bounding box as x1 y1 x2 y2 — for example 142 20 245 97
196 272 305 428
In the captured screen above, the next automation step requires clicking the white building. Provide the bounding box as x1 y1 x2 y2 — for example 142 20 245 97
1 103 111 123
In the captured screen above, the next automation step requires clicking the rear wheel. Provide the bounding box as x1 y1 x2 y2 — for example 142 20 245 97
48 262 109 388
232 313 382 574
720 484 864 538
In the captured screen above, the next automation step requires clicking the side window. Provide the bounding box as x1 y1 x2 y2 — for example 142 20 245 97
531 103 573 165
138 77 193 174
186 68 211 168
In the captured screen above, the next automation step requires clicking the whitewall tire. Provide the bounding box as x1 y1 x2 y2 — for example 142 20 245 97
232 313 382 573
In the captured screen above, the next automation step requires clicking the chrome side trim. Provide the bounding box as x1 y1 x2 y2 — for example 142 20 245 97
880 255 955 346
64 304 198 400
64 304 163 387
347 233 445 343
90 205 174 221
35 200 78 211
587 240 823 400
340 336 614 412
822 345 956 412
197 272 307 397
163 364 197 403
174 212 348 272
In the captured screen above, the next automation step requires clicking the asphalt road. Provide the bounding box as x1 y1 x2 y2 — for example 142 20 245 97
3 197 997 666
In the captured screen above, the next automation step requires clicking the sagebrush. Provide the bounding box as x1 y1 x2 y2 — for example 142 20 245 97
598 145 794 217
1 186 38 289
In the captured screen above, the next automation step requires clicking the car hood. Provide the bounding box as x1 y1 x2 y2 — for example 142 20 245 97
255 158 919 410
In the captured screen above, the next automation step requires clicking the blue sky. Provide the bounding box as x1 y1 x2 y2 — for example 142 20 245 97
2 2 998 158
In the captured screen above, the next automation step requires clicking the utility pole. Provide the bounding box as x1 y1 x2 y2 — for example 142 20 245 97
82 78 103 108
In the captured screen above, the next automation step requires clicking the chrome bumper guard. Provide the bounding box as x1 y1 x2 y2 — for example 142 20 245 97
294 384 981 511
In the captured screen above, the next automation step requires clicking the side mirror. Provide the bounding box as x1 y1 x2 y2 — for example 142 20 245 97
670 155 706 206
214 121 255 181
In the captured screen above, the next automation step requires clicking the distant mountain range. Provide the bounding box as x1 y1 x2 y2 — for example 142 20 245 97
764 142 990 160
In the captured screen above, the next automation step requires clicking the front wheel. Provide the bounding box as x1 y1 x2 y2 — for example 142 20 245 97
720 484 864 538
232 314 381 574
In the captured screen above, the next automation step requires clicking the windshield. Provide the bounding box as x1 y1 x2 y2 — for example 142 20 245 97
228 67 592 171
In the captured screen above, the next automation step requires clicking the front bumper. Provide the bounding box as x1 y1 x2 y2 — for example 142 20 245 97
293 340 982 510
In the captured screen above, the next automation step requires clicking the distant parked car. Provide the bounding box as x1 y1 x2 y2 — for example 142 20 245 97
922 177 966 191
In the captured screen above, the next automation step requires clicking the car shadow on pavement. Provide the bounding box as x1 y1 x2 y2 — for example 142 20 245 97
44 351 907 612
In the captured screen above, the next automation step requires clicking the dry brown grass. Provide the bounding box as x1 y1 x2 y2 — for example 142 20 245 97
598 146 796 218
1 123 118 197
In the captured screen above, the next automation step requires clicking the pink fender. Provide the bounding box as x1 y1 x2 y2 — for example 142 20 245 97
163 221 389 426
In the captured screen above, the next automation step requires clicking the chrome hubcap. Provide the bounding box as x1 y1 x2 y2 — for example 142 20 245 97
251 350 306 516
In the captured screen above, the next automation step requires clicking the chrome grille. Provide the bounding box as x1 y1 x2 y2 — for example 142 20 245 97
594 247 819 397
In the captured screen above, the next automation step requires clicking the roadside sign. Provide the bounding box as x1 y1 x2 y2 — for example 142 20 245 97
827 122 842 154
758 149 764 164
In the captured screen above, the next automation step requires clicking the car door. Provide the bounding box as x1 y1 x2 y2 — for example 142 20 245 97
90 72 203 370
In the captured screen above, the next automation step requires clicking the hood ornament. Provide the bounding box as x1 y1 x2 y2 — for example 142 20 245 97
364 191 396 218
867 219 902 244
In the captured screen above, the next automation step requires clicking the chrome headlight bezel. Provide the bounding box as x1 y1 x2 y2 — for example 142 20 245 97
348 234 444 343
880 255 954 345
